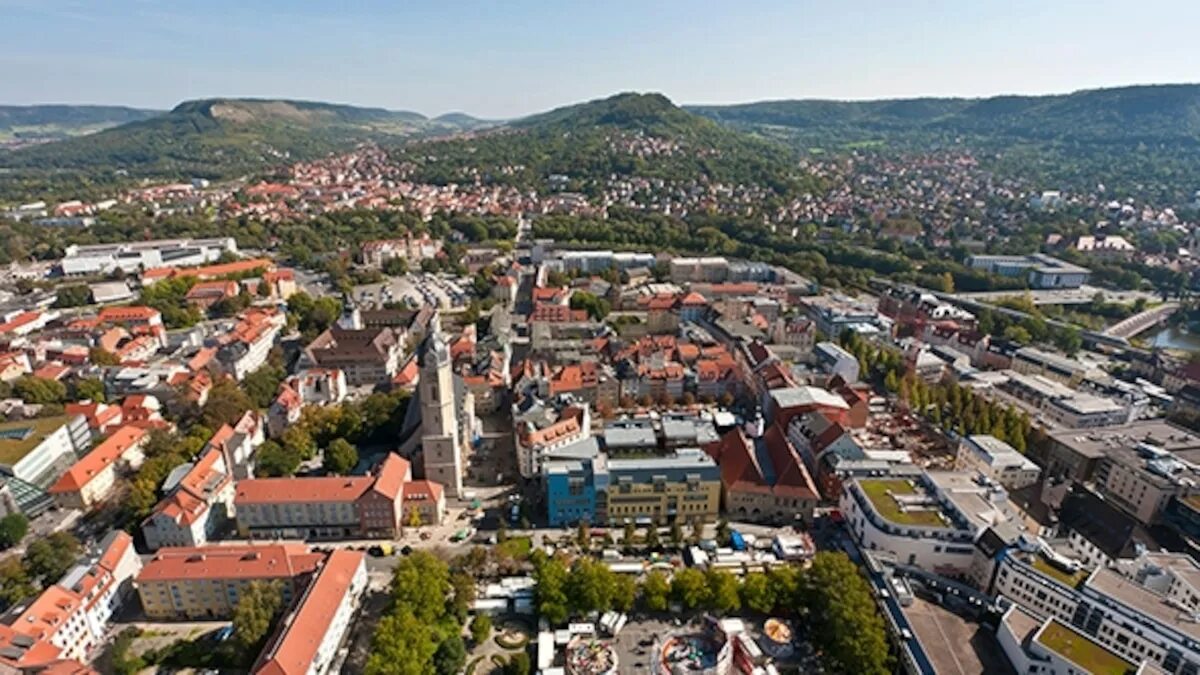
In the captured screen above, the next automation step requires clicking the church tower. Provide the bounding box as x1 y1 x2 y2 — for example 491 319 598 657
418 319 463 498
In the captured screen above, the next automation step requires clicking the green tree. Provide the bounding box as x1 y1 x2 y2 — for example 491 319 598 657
71 377 106 403
715 519 731 546
242 364 285 409
470 613 492 644
504 652 531 675
366 609 437 675
642 570 670 612
622 521 636 549
670 568 710 610
670 520 684 547
739 571 775 614
0 557 36 609
706 569 741 614
611 574 637 613
23 532 80 585
533 554 570 626
199 379 254 429
569 291 611 320
449 571 474 623
643 525 660 549
0 515 28 550
280 425 318 460
255 440 300 477
52 284 91 308
88 347 120 366
232 580 284 649
432 635 466 675
390 551 452 624
799 552 890 675
566 557 614 615
324 438 359 475
13 377 67 405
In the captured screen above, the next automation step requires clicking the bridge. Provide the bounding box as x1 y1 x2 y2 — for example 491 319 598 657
1103 302 1179 339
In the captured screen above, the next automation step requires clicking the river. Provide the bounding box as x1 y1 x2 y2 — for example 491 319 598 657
1149 326 1200 351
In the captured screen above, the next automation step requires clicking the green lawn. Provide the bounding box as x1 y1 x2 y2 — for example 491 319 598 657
495 536 533 561
1038 620 1134 675
1031 555 1088 589
858 479 945 527
0 416 71 466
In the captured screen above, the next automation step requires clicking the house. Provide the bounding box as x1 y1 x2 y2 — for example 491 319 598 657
184 280 239 309
49 425 150 510
141 447 235 550
64 402 123 436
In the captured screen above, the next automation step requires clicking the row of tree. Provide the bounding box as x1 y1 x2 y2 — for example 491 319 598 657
533 551 890 675
366 551 476 675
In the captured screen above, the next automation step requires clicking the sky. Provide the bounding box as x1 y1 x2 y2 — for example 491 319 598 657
3 0 1199 119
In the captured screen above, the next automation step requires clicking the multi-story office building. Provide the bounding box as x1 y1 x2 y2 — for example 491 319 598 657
252 550 367 675
988 547 1200 675
545 446 722 527
234 454 444 539
997 605 1142 675
135 544 324 620
669 257 730 284
60 237 237 276
0 414 90 490
955 435 1041 490
813 341 860 383
1040 420 1200 485
1093 440 1200 526
302 326 404 386
840 467 1023 576
1011 347 1093 386
966 254 1090 289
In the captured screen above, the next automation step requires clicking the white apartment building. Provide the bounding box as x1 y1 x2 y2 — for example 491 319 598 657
215 309 286 382
9 532 141 663
990 548 1200 675
814 341 860 383
956 435 1041 491
840 468 1022 577
997 605 1145 675
142 447 235 551
60 237 236 276
0 414 90 489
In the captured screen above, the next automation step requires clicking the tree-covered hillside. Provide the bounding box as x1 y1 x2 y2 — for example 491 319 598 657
0 98 489 178
396 92 820 197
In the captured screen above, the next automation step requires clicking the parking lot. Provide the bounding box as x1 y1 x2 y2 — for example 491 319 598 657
351 273 469 310
902 598 1012 675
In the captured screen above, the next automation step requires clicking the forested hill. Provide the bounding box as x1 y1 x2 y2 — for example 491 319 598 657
0 105 160 143
0 98 491 178
396 92 819 196
687 84 1200 146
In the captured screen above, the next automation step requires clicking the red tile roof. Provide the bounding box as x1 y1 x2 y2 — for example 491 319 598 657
49 425 148 495
138 544 322 583
254 550 364 675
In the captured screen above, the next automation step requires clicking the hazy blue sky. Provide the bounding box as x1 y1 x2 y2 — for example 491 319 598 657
3 0 1198 118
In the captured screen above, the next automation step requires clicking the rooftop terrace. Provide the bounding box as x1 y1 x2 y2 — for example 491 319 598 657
1037 620 1134 675
0 416 71 466
858 478 945 527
